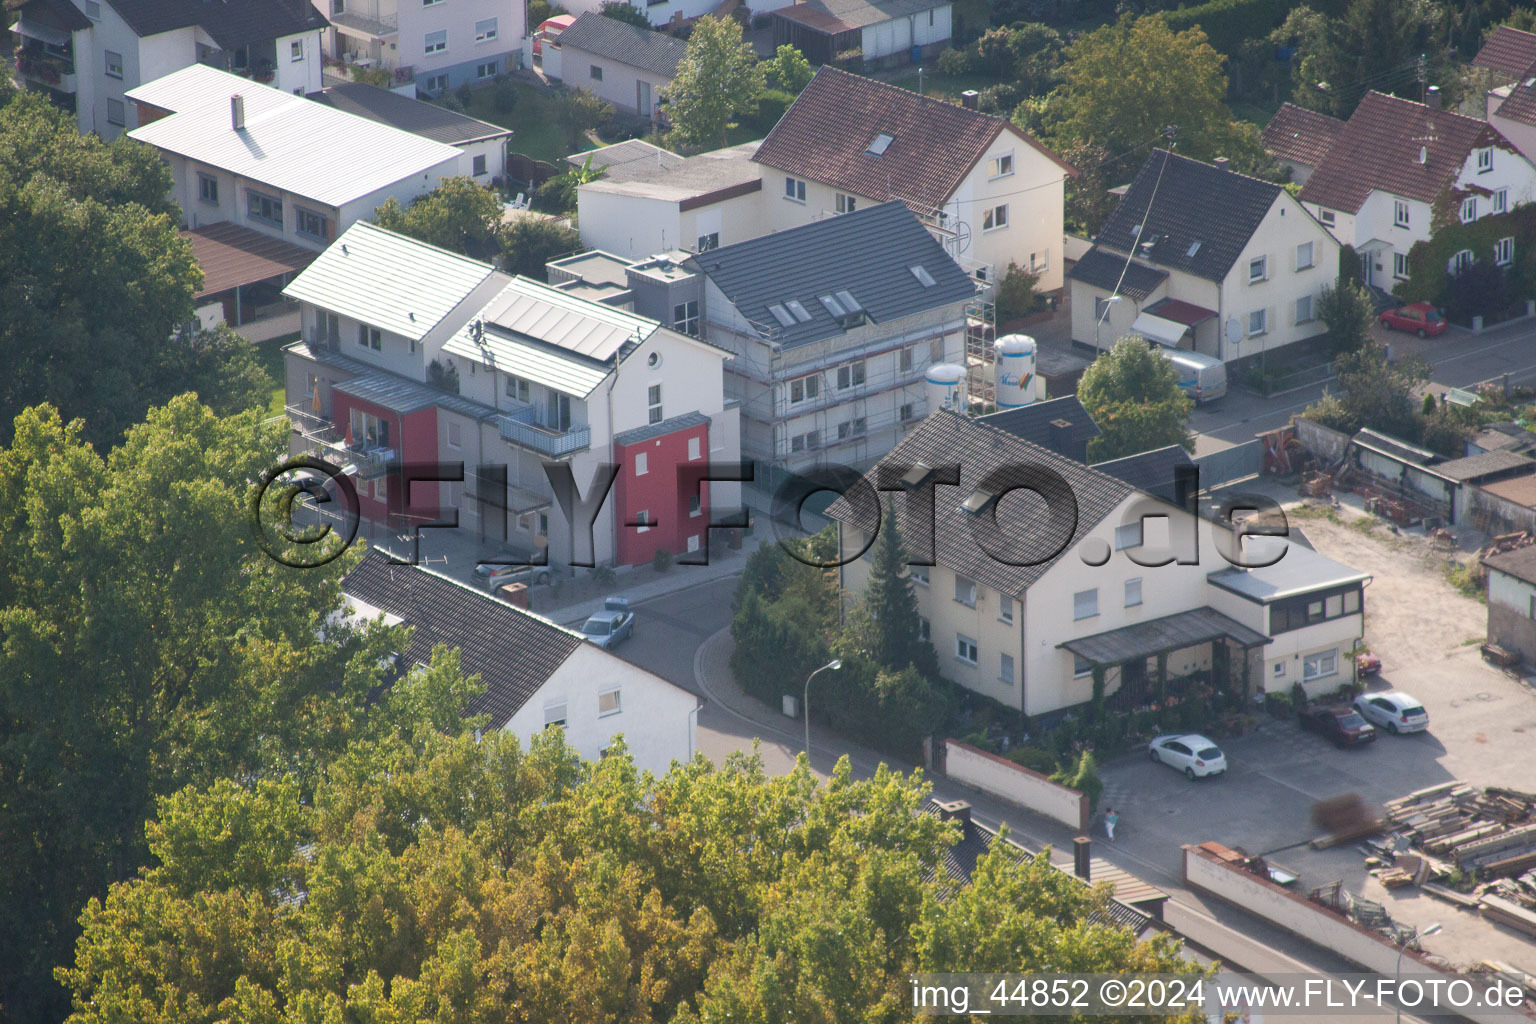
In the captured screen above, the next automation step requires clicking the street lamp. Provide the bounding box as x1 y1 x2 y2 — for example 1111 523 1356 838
1094 295 1122 350
1395 922 1442 1023
803 659 842 762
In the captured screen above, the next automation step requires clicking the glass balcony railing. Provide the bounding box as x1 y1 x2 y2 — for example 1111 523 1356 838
497 406 591 456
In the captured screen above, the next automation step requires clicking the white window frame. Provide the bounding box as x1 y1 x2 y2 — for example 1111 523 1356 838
1000 653 1015 685
910 564 929 586
955 634 978 665
1248 308 1268 336
1494 188 1509 214
475 17 498 41
85 0 101 18
295 207 329 241
1073 654 1093 678
998 596 1013 623
1496 236 1515 267
835 193 857 214
1248 255 1267 283
1295 294 1314 325
687 436 701 461
647 382 662 424
447 421 462 449
1453 249 1474 274
290 40 305 61
991 152 1014 178
954 576 977 607
197 173 218 205
106 98 125 126
788 374 819 405
475 62 496 80
634 451 648 476
105 49 122 78
1125 577 1142 608
689 494 701 517
784 176 806 202
1114 522 1141 550
1302 649 1338 681
1461 196 1477 224
589 64 603 81
835 361 865 390
425 30 447 54
1319 208 1335 226
1394 252 1408 279
673 300 699 336
1478 146 1494 173
598 687 622 717
544 700 568 727
1394 199 1410 228
1295 241 1314 271
1073 588 1098 621
635 509 652 533
982 204 1009 231
247 189 283 228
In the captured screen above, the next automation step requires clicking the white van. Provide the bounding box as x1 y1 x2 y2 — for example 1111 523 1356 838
1157 347 1227 404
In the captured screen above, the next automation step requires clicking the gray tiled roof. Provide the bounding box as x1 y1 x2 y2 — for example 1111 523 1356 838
686 200 976 349
825 409 1133 599
308 83 511 145
107 0 326 49
557 12 686 79
614 410 710 447
1095 150 1282 284
1092 445 1197 507
1067 246 1167 302
343 550 582 728
978 395 1101 462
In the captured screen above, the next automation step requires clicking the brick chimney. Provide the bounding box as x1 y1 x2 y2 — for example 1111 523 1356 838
1425 85 1441 109
936 799 973 838
1073 835 1092 881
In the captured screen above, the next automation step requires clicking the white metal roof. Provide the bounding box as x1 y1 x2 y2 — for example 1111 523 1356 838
1207 542 1371 602
1130 312 1190 347
441 277 660 397
127 64 462 208
282 222 498 341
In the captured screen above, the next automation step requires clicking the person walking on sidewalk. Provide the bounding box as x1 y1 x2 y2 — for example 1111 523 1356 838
1104 807 1119 841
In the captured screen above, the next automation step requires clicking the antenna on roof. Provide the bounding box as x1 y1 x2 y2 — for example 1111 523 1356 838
470 318 484 343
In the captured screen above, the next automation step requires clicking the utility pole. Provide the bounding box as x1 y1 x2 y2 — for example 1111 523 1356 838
1417 52 1428 103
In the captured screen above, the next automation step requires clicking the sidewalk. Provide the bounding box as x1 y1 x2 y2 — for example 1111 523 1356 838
692 625 1430 1012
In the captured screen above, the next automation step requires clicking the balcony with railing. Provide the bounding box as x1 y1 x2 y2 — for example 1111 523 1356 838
14 44 76 91
197 46 277 83
329 0 399 38
497 405 591 457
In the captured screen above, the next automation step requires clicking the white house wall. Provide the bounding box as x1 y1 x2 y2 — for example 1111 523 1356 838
942 131 1066 292
1216 194 1338 361
577 189 681 257
556 44 672 116
273 29 325 95
500 644 697 776
82 0 141 137
859 5 951 59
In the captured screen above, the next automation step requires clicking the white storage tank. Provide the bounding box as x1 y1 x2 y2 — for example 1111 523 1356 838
925 363 966 414
994 334 1037 410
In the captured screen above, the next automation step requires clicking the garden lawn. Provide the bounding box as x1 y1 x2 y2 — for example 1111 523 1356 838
433 81 592 164
887 67 1001 102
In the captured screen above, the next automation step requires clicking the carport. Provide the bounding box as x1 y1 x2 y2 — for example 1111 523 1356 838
1058 606 1270 708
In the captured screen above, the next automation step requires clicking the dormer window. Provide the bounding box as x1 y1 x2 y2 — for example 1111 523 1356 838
1478 147 1494 173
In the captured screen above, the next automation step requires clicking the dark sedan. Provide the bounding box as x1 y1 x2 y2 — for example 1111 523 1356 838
1299 705 1377 747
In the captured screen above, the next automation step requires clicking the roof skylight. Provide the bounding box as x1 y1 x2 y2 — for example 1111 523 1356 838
910 264 936 286
867 133 894 156
785 299 812 323
767 303 796 327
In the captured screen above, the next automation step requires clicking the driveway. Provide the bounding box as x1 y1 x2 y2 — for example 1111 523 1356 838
1098 501 1536 969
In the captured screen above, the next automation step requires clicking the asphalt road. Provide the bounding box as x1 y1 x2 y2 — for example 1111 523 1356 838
1190 317 1536 447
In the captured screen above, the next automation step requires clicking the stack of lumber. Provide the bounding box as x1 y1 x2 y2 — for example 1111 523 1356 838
1383 782 1536 878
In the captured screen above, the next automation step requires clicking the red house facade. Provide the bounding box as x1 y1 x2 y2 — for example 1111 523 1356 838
612 412 711 566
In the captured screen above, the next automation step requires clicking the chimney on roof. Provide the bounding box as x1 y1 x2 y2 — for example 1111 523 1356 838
1213 156 1229 170
231 94 245 131
1426 85 1441 109
1073 835 1092 881
936 799 973 839
960 89 979 111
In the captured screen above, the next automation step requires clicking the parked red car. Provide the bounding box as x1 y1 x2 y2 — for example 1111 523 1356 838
1299 705 1378 747
1378 302 1448 337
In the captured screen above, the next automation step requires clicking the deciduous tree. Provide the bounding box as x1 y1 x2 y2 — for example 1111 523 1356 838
665 16 765 149
1077 336 1194 461
766 43 813 93
373 175 504 259
1287 0 1451 118
1318 281 1376 355
500 214 581 280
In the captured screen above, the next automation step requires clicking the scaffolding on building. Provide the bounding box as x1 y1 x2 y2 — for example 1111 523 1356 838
965 294 996 412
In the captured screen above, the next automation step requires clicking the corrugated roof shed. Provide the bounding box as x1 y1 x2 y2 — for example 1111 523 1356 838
282 222 499 342
753 66 1071 213
686 200 976 348
308 82 511 145
556 12 687 78
826 409 1133 598
1298 91 1511 214
1094 150 1283 284
1429 448 1536 482
342 549 582 728
128 64 462 207
183 221 316 298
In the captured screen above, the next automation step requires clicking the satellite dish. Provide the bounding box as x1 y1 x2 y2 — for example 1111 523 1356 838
1225 316 1243 345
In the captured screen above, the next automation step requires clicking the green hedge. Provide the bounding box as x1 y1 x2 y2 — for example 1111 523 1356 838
1161 0 1293 56
1399 204 1536 313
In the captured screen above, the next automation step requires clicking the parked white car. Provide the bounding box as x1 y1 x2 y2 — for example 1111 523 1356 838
1149 733 1227 780
1353 692 1429 734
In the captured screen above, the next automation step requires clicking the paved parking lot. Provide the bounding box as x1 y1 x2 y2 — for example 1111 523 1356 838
1099 499 1536 968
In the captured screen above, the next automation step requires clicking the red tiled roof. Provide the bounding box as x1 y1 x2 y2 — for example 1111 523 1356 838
1494 78 1536 128
1144 297 1217 326
182 222 317 299
1474 25 1536 78
1297 91 1509 214
1261 102 1344 169
752 66 1074 212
